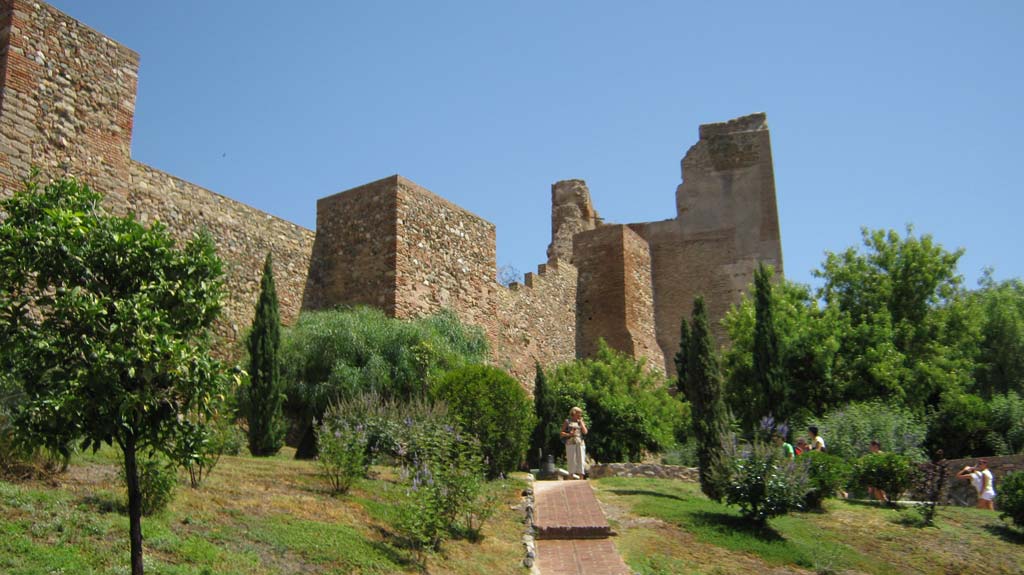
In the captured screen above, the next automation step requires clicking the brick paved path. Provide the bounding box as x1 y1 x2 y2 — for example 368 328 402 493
532 481 631 575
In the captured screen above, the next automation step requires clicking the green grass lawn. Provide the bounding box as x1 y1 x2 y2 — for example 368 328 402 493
593 477 1024 575
0 447 526 575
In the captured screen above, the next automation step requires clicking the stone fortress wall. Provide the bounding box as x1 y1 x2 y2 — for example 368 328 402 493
0 0 784 387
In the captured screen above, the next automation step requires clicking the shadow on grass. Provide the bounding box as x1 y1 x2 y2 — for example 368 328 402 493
606 489 686 502
982 522 1024 545
689 511 785 542
79 492 124 515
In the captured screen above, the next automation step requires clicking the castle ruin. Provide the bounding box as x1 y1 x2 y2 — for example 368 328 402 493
0 0 783 385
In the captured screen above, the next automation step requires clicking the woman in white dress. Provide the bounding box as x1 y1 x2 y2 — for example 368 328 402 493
561 407 588 479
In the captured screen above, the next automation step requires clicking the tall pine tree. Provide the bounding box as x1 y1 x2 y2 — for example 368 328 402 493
753 263 788 424
246 252 285 456
682 296 730 501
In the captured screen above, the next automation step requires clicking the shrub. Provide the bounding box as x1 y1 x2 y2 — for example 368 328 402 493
808 400 927 461
912 457 949 527
391 414 493 551
172 413 244 489
802 451 852 509
121 454 177 516
855 452 915 506
548 340 684 463
317 417 369 494
724 440 808 525
999 470 1024 530
432 365 534 477
280 307 488 458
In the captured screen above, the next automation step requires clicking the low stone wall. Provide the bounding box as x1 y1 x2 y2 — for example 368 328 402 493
940 454 1024 507
587 463 698 482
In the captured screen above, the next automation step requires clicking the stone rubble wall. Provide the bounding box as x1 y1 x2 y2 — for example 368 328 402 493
0 0 314 354
491 260 578 385
127 162 314 343
302 176 399 314
547 179 600 264
392 177 497 329
587 462 699 482
938 454 1024 507
0 0 137 198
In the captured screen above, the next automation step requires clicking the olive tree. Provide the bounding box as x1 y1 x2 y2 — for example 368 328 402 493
0 174 236 575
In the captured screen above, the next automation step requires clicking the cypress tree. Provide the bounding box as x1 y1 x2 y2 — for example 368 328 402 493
674 314 691 396
246 252 285 456
530 362 561 467
753 263 787 424
684 296 730 501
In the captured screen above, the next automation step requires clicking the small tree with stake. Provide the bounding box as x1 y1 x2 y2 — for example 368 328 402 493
0 174 236 575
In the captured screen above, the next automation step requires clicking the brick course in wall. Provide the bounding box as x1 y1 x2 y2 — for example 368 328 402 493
1 1 785 390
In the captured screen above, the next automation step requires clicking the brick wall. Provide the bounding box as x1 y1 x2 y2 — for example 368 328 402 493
573 225 663 369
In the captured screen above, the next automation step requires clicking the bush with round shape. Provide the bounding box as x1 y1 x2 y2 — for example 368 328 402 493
121 454 177 516
999 470 1024 531
802 451 852 509
855 452 915 506
432 365 534 477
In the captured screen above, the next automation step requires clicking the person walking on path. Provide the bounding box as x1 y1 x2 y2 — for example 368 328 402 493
957 459 996 510
561 407 588 479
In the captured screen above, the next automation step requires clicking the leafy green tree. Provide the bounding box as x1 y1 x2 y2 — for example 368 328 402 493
683 296 731 501
753 263 788 424
547 340 684 463
530 362 563 467
814 226 966 410
0 175 234 575
971 273 1024 398
724 280 845 427
926 391 991 459
244 252 286 456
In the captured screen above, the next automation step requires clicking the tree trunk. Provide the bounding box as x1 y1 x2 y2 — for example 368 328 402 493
123 435 145 575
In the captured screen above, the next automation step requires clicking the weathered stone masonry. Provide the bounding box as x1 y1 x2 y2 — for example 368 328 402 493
1 1 784 387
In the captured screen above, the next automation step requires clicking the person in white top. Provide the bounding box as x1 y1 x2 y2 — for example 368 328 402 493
808 426 826 452
957 459 996 510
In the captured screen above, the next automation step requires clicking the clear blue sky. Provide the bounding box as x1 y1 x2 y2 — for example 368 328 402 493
49 1 1023 290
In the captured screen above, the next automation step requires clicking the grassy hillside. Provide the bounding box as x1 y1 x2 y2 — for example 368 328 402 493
5 452 1023 575
0 447 526 575
594 477 1024 575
